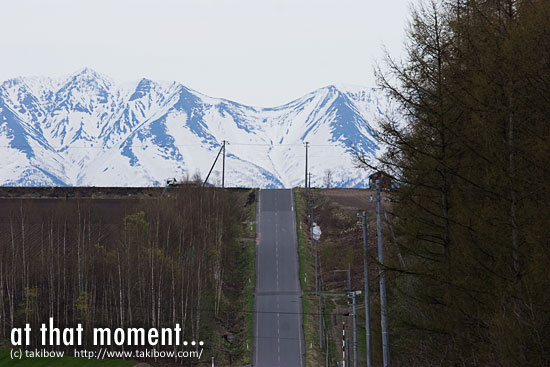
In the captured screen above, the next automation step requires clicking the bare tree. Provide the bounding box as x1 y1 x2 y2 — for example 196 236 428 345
323 169 333 188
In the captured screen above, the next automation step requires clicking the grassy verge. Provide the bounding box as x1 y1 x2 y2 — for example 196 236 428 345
0 350 137 367
242 191 256 362
294 188 323 367
223 189 257 365
323 297 338 365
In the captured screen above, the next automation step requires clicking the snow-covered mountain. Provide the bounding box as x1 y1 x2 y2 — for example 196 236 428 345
0 68 386 188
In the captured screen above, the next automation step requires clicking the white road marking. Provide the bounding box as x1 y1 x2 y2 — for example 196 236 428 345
275 192 281 367
256 190 304 367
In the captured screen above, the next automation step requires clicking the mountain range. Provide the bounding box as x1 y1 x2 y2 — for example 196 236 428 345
0 68 386 187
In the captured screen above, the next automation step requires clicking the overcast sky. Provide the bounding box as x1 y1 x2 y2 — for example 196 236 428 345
0 0 410 107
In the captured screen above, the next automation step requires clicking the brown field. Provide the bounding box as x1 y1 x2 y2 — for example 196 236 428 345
0 186 164 198
317 188 374 212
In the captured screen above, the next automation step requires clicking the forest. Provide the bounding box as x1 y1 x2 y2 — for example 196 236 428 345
368 0 550 365
0 187 256 366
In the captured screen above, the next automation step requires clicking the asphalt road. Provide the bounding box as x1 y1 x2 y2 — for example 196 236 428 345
254 189 304 367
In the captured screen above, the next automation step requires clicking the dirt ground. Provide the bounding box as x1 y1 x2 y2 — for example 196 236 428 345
317 188 375 212
310 189 376 289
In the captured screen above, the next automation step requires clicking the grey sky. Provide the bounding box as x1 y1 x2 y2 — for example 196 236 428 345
0 0 410 107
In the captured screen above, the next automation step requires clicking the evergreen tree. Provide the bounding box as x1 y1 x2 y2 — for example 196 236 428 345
369 0 550 365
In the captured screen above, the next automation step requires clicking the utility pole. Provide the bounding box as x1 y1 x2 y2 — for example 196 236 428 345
315 233 320 348
347 264 351 290
319 245 323 350
312 214 322 348
352 291 358 367
377 180 390 367
346 263 358 367
346 264 351 367
346 290 359 367
203 142 225 187
326 332 329 367
384 208 406 270
222 140 226 188
357 211 372 367
308 172 312 189
304 141 309 189
317 208 321 350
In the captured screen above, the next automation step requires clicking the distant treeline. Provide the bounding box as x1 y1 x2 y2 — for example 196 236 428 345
0 188 252 364
371 0 550 366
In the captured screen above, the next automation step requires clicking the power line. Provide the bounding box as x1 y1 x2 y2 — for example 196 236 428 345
0 143 347 149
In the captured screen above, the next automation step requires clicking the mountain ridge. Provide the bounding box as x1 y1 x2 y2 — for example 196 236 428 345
0 68 385 187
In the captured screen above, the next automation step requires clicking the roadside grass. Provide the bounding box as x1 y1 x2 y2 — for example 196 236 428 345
323 297 338 365
356 307 367 367
294 188 323 367
225 189 257 365
241 191 256 363
0 350 137 367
